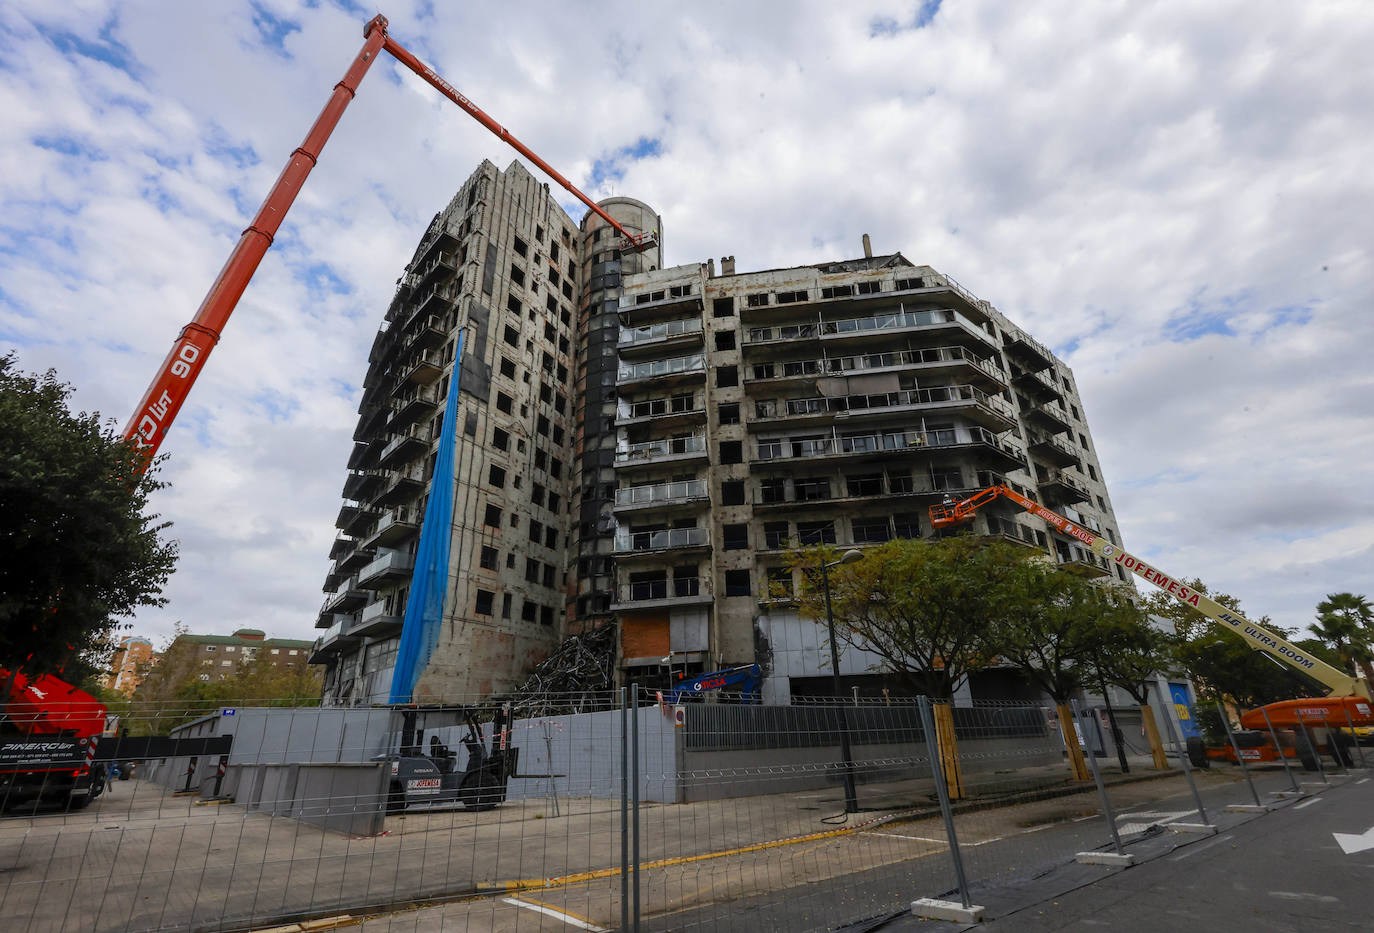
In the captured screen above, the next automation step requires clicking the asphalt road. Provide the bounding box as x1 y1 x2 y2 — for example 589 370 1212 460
967 771 1374 932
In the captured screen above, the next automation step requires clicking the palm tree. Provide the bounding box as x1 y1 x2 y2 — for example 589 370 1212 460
1314 593 1374 684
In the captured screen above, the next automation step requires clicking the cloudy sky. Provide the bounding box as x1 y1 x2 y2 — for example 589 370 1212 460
2 0 1371 651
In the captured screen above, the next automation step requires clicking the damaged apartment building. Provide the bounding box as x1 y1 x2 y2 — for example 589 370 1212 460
311 159 1129 705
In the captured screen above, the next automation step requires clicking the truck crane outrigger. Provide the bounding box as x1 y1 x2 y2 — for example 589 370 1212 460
929 484 1372 702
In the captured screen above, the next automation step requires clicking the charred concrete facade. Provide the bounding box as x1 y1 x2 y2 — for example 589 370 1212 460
311 158 1126 704
609 251 1129 701
313 160 584 703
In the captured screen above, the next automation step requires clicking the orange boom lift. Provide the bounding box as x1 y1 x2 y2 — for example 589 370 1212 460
123 14 656 463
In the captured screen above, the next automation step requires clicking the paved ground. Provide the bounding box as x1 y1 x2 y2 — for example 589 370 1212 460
5 753 1340 932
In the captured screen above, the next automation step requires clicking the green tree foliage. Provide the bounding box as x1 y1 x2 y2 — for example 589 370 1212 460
785 538 1029 698
126 632 322 733
992 561 1107 704
1313 592 1374 683
1149 580 1321 708
1085 591 1175 706
0 353 178 675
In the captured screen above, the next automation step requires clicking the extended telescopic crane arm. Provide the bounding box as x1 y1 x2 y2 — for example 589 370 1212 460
123 14 656 462
930 485 1371 700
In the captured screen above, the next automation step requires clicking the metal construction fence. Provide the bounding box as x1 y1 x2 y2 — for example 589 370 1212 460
0 689 1361 932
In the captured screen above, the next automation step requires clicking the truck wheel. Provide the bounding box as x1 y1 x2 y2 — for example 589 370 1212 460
386 782 406 814
1186 737 1210 769
67 794 92 811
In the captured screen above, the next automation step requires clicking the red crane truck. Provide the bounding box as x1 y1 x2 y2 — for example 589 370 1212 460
0 670 108 811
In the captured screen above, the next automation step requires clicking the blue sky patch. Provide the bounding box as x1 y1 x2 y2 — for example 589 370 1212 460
249 2 302 57
590 136 662 189
34 19 140 78
871 1 943 37
34 135 106 160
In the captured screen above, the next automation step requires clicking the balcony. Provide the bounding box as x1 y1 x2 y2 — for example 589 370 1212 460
415 251 458 290
417 228 458 264
358 550 414 589
754 425 1026 471
980 515 1044 551
376 468 424 507
617 317 703 356
1056 543 1112 578
613 526 710 555
403 314 448 353
616 353 705 389
618 289 703 325
609 577 713 611
329 534 357 561
342 469 384 501
1003 328 1055 371
397 349 443 387
615 395 707 430
614 434 709 470
324 575 367 614
353 402 390 441
309 616 361 662
415 283 458 320
336 502 379 538
753 469 1010 513
365 505 421 548
333 541 373 577
354 598 405 637
379 426 429 468
613 479 708 513
1024 401 1073 435
1027 431 1080 468
1011 366 1063 403
390 384 440 427
752 384 1015 433
744 346 1006 393
1039 470 1091 506
742 307 995 353
347 440 379 471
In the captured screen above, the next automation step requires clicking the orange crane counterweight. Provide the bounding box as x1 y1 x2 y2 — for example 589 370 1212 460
124 14 656 462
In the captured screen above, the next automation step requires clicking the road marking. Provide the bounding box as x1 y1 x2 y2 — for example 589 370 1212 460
502 897 607 931
1332 825 1374 855
870 833 946 843
1357 778 1369 785
1294 797 1323 810
1169 834 1229 861
1270 891 1339 904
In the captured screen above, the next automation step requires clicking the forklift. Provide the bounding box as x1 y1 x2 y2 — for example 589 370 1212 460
378 702 519 812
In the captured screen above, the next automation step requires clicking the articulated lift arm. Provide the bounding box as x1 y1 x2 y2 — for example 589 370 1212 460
930 485 1370 700
124 14 656 462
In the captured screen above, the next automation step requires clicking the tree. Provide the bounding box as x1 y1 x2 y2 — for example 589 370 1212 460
1088 595 1176 769
785 537 1025 698
0 353 178 675
1150 580 1322 708
785 536 1028 799
993 562 1106 781
1314 593 1374 684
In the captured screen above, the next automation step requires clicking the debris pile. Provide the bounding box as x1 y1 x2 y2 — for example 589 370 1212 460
504 623 618 716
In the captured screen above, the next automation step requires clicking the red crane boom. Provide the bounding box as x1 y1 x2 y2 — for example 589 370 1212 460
124 14 656 462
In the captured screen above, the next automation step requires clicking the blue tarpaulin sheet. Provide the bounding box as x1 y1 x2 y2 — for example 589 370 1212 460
388 332 464 703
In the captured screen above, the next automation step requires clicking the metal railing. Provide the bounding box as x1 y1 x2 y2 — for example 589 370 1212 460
779 384 1011 419
614 479 708 507
624 577 703 601
749 345 1004 383
617 353 705 383
617 395 704 421
756 425 1022 462
615 434 708 463
613 526 709 552
618 317 703 347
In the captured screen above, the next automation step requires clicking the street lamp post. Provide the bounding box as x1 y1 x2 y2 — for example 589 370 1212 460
822 548 864 814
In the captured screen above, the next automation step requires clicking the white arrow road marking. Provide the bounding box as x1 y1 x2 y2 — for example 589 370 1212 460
1333 826 1374 855
502 897 608 932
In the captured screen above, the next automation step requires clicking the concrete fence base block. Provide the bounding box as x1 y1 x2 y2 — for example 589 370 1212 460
1269 790 1306 798
1075 851 1135 867
1165 822 1218 835
1225 803 1271 813
1299 782 1331 789
911 897 985 923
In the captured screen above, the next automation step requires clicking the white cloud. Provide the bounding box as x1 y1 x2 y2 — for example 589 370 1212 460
2 0 1372 650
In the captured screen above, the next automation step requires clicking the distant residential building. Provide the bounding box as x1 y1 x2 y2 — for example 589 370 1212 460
105 636 155 696
172 628 315 683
